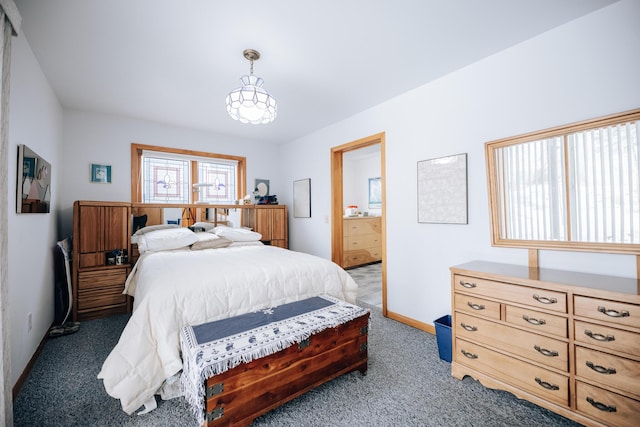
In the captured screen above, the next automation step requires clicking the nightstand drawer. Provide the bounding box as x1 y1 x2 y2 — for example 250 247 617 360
576 381 640 427
454 293 500 320
78 287 127 310
505 305 567 338
454 274 567 313
78 268 127 290
576 346 640 396
574 296 640 329
455 312 568 371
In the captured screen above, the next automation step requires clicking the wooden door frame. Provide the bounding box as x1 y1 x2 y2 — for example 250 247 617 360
331 132 387 316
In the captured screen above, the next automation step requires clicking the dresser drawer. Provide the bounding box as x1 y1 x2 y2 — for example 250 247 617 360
574 296 640 329
455 338 569 406
576 346 640 396
576 381 640 427
575 321 640 355
78 268 128 290
454 274 567 313
505 305 568 338
344 218 380 236
454 293 500 320
455 312 568 371
345 233 381 250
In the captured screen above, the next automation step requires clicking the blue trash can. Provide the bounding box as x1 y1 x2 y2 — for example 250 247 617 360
434 315 452 362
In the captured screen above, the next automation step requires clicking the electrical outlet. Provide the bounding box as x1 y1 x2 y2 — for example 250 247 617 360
27 312 32 332
324 215 329 224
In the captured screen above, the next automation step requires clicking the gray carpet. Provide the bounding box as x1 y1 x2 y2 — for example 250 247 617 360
13 302 583 427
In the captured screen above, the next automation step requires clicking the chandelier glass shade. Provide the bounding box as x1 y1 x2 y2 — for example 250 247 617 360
225 49 277 124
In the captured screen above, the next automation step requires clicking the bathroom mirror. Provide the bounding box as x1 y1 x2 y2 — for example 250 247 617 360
486 109 640 254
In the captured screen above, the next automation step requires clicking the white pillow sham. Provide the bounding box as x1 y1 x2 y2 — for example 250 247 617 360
213 226 262 242
137 227 199 253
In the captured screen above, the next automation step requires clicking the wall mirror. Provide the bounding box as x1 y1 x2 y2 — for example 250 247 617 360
486 109 640 254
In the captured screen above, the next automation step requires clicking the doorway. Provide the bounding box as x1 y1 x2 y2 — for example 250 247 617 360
331 132 386 316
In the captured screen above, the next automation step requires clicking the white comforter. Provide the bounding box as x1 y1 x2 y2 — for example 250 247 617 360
97 245 358 415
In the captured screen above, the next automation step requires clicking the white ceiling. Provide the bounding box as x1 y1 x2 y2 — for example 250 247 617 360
15 0 616 144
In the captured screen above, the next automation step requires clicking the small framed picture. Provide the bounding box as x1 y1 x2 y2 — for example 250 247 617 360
91 163 112 183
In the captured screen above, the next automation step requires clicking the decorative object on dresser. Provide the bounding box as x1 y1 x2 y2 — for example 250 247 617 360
450 260 640 427
343 216 381 268
72 201 132 321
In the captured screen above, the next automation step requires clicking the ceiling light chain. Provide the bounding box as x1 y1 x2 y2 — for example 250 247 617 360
225 49 277 125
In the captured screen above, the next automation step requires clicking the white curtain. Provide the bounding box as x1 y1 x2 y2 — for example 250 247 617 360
0 1 21 425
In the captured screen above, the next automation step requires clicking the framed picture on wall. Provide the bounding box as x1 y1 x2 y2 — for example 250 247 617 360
91 163 112 183
368 177 382 209
417 153 467 224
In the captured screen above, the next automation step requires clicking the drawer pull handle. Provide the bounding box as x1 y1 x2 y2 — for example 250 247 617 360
534 377 559 391
460 349 478 359
467 302 485 310
586 361 617 375
522 315 546 326
584 330 615 342
460 281 477 289
460 323 478 332
534 345 558 357
597 306 630 318
532 294 557 305
586 397 617 413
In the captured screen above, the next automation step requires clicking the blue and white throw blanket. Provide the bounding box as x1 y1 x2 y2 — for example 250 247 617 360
180 295 369 423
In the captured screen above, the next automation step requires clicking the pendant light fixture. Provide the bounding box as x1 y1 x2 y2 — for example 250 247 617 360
225 49 277 124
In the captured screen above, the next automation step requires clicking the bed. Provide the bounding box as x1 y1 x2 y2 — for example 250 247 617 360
97 225 359 415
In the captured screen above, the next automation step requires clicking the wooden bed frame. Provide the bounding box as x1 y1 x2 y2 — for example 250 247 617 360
196 312 369 426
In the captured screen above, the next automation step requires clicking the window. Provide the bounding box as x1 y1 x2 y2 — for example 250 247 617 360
131 144 246 205
486 109 640 254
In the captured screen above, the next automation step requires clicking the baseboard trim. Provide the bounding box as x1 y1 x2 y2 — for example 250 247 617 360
385 309 435 335
12 323 51 400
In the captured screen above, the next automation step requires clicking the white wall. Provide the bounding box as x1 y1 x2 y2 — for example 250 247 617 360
59 111 283 237
343 151 382 216
8 33 63 385
279 0 640 325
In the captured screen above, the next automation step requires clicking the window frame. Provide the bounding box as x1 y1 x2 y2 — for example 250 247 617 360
485 108 640 255
131 143 246 205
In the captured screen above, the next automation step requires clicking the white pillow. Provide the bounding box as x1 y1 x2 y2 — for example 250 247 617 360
133 224 179 236
191 234 233 250
137 227 199 253
213 226 262 242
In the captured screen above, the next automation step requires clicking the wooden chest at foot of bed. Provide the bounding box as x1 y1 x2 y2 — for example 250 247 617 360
179 296 370 426
203 312 369 426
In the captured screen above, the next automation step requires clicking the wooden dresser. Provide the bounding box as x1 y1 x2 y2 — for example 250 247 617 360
72 200 132 321
343 217 381 268
450 261 640 427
